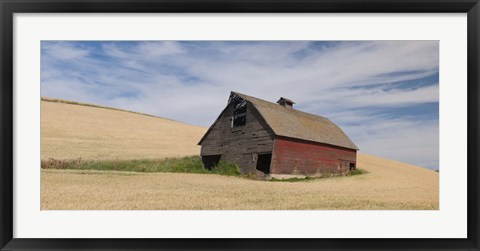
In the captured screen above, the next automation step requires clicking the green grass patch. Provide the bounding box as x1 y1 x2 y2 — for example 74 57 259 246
269 176 313 182
41 156 241 176
347 168 368 176
41 157 367 180
209 160 242 176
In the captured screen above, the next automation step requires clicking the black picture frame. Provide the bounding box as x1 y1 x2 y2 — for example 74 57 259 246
1 0 479 250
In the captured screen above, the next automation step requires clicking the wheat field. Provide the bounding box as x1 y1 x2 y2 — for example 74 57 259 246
40 99 439 210
41 153 438 210
41 99 206 160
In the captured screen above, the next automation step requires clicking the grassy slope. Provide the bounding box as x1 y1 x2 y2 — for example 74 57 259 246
40 98 439 210
41 99 207 160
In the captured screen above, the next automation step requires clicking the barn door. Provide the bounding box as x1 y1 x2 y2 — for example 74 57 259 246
202 155 221 170
256 153 272 174
349 162 356 171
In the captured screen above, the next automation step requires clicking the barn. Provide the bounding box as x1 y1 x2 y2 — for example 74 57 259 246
198 91 358 178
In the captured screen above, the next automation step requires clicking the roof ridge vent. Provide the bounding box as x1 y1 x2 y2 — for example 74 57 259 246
276 97 295 109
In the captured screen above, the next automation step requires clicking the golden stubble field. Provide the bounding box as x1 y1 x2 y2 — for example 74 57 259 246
41 99 439 210
41 153 439 210
41 99 206 160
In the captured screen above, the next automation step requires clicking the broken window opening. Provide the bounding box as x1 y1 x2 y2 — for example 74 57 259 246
234 99 247 114
232 99 247 127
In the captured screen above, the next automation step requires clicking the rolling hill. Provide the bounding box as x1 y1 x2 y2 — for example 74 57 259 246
41 97 439 210
41 97 206 160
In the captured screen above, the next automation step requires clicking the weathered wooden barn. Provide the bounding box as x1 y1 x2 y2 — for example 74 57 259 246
198 91 358 177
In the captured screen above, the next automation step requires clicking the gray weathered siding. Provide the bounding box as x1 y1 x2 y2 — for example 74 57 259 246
200 101 274 173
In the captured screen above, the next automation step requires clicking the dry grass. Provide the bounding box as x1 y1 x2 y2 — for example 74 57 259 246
41 97 170 120
41 99 207 160
41 153 439 210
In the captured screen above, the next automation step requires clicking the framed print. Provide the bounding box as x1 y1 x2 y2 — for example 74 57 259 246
1 0 479 250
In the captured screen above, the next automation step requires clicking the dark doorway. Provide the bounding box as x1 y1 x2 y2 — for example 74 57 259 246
349 162 356 171
256 153 272 174
202 155 221 170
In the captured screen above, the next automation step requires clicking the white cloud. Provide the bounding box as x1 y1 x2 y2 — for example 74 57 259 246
347 119 439 169
42 42 90 60
332 84 439 108
137 41 185 56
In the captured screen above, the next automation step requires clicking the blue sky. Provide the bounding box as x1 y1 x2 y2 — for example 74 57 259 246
41 41 439 169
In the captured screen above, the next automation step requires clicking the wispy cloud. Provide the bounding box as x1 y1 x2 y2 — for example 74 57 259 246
41 41 439 169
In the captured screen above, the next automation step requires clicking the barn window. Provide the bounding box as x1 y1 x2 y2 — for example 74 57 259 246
232 99 247 127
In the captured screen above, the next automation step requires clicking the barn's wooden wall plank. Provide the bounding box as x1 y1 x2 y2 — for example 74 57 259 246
200 101 275 173
271 137 357 175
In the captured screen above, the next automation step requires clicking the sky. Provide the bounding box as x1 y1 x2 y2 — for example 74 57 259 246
41 41 439 170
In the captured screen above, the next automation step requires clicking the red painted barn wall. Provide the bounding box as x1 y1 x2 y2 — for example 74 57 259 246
271 137 357 175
